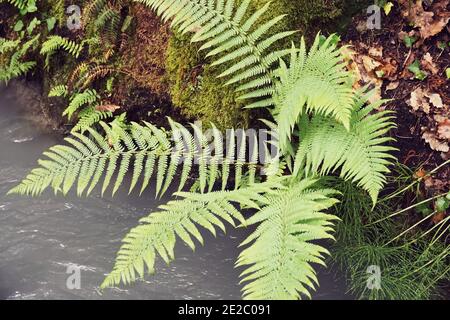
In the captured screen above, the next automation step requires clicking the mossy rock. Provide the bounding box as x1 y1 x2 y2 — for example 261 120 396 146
165 32 248 130
165 0 367 129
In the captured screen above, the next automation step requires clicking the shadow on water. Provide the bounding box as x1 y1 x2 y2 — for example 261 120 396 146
0 83 350 300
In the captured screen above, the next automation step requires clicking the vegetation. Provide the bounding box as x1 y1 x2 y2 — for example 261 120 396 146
1 0 448 300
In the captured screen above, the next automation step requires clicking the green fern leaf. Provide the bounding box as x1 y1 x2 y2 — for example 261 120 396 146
293 91 397 204
273 35 354 151
237 178 340 300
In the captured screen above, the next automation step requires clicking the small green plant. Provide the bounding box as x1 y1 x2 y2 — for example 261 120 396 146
49 84 115 133
0 0 60 82
331 179 450 300
40 35 85 59
403 35 417 48
0 35 39 83
408 59 427 80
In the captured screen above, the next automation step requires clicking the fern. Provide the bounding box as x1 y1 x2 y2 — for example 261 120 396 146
273 35 354 151
48 84 69 97
0 38 21 54
63 89 100 120
72 106 113 133
9 5 399 300
78 65 115 90
8 119 261 198
50 0 66 28
40 36 84 58
0 0 28 10
293 90 397 204
48 84 115 132
100 179 285 288
0 35 39 83
0 61 36 83
135 0 295 108
83 0 108 21
238 178 339 299
95 6 120 31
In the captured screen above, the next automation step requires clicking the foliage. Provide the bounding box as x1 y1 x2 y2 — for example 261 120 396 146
237 179 339 299
8 119 262 197
293 91 396 204
0 35 39 83
332 180 450 300
9 1 399 300
40 35 84 59
0 0 37 12
136 0 293 110
273 36 354 144
0 0 60 82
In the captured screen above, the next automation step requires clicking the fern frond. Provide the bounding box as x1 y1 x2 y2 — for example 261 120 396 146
0 0 28 10
100 179 285 289
135 0 295 107
0 35 39 84
72 106 113 133
48 84 69 97
8 119 263 198
68 62 90 89
79 65 115 90
0 38 20 54
83 0 107 21
63 89 99 120
0 61 35 83
293 91 397 204
40 36 84 58
273 35 354 151
237 178 340 300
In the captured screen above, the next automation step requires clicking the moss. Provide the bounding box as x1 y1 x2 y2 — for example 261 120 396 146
164 0 366 129
166 33 248 130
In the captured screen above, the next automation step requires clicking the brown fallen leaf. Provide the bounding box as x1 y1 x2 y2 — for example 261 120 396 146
422 131 450 152
427 93 443 109
362 55 382 72
386 81 399 91
422 53 439 75
432 212 446 224
378 58 398 79
96 104 121 112
415 168 427 178
438 119 450 140
368 46 383 58
408 87 431 113
399 0 450 40
407 88 444 114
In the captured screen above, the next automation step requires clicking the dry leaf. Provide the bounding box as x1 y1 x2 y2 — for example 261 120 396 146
427 93 443 108
432 212 446 224
386 81 399 91
342 46 384 104
408 88 444 114
422 53 439 75
422 131 450 152
369 46 383 58
378 58 398 79
96 104 121 112
400 0 450 40
409 87 431 113
415 168 427 178
438 119 450 140
362 55 382 72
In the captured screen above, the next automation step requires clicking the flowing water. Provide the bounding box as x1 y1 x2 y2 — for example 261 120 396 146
0 83 350 300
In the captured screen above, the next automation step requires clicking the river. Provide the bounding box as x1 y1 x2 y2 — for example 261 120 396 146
0 83 349 300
